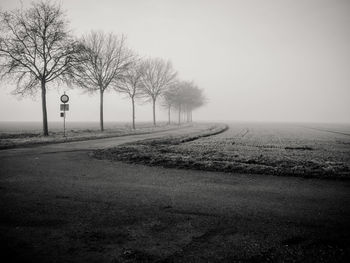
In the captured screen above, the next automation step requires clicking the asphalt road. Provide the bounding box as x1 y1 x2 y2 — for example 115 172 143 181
0 125 349 262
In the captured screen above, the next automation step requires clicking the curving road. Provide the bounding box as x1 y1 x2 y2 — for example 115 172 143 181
0 124 349 262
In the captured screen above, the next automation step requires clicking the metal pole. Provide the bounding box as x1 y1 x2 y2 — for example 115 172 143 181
63 104 66 137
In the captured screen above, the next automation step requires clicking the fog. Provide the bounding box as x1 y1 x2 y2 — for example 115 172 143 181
1 0 349 123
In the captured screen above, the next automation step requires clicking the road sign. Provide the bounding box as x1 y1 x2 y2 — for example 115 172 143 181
60 93 69 137
60 104 69 111
60 94 69 103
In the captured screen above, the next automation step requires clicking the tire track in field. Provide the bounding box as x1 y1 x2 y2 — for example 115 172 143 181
241 128 249 138
229 128 249 146
300 126 350 137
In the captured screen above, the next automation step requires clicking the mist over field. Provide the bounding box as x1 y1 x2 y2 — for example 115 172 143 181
1 1 350 262
0 0 349 124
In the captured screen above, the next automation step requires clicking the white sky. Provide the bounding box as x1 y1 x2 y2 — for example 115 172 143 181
0 0 349 123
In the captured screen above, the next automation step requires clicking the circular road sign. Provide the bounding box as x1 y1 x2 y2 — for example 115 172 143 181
60 94 69 103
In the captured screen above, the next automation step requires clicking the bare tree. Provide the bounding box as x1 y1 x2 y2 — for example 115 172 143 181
0 1 82 136
140 58 177 126
161 81 179 125
114 59 143 129
169 81 188 125
72 31 133 131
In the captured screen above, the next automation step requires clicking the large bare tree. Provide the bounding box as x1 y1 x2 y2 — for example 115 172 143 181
140 58 177 126
0 1 82 136
72 31 133 131
114 59 143 129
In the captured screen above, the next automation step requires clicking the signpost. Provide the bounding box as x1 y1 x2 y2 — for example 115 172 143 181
60 93 69 137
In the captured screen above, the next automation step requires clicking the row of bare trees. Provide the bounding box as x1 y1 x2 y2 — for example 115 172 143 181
0 1 205 135
162 81 205 125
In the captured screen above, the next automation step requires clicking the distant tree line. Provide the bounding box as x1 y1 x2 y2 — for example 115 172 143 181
0 1 206 135
163 81 205 125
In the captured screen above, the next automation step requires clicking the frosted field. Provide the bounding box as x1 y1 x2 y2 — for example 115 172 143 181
98 122 350 179
175 122 350 177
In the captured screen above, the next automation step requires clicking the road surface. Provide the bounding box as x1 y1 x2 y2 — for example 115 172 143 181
0 124 349 262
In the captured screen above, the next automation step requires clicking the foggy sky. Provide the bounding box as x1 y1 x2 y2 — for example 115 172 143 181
0 0 349 123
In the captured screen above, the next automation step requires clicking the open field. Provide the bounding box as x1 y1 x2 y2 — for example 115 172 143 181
95 122 350 179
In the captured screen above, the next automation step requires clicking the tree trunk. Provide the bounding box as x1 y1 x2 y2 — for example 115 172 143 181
178 104 181 125
132 97 135 130
168 106 171 125
152 98 156 126
41 80 49 136
100 88 104 131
